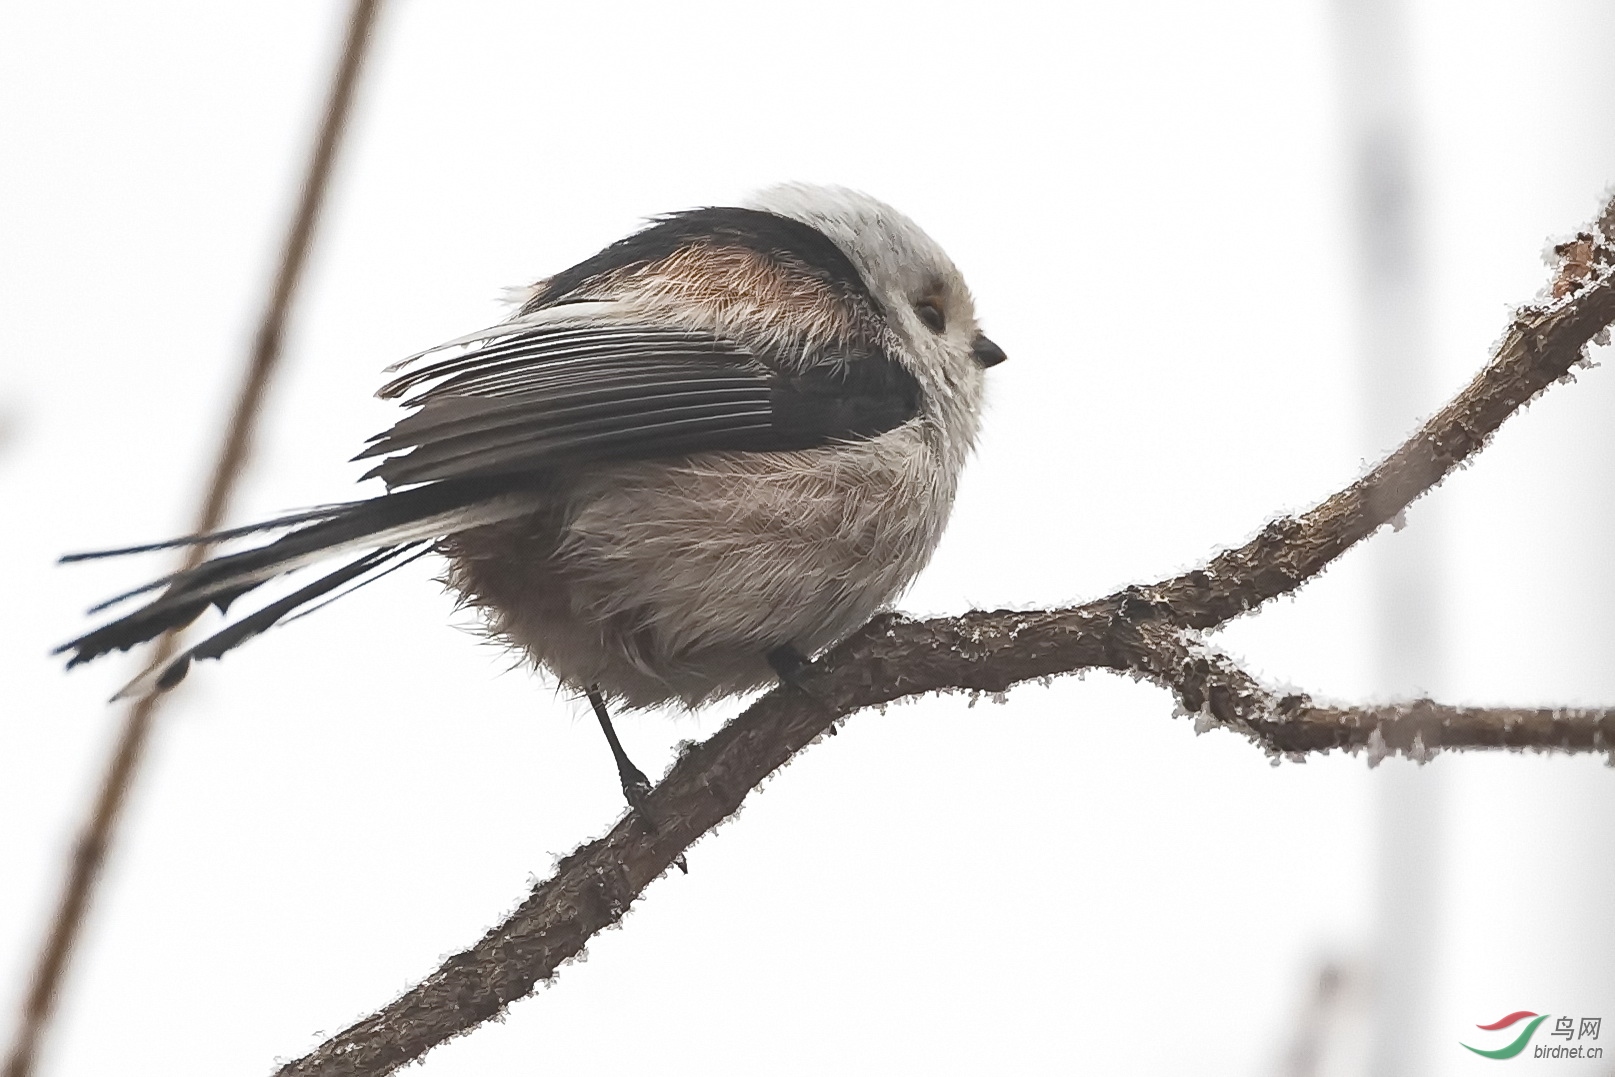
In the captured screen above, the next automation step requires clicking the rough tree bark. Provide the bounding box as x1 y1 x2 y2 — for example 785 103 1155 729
274 194 1615 1077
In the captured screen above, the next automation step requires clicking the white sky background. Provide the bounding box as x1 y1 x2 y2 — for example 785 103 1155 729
1 2 1612 1074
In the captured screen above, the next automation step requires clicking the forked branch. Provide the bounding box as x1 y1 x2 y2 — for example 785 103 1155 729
275 194 1615 1077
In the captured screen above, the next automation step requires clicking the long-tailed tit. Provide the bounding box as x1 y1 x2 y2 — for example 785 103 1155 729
60 183 1006 806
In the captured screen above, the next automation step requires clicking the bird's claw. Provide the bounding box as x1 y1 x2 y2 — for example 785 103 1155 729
620 769 653 814
767 644 832 709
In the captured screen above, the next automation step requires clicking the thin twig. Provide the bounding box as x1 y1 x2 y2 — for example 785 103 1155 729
274 195 1615 1077
2 5 384 1076
1114 619 1615 759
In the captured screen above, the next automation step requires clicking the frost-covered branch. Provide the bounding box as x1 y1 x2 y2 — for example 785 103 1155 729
275 195 1615 1077
1118 619 1615 760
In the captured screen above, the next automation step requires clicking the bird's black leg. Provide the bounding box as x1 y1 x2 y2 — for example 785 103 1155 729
767 643 828 706
588 686 652 812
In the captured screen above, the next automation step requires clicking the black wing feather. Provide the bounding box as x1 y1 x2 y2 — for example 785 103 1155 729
362 320 919 489
378 326 729 401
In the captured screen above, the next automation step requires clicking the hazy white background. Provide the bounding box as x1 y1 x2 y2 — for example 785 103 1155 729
1 2 1611 1074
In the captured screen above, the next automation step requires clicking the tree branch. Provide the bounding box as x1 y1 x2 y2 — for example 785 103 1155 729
276 195 1615 1077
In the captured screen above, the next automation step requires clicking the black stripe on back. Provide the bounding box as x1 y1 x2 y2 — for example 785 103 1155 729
526 207 871 311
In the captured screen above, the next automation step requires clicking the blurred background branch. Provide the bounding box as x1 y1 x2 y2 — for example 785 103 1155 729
0 4 384 1076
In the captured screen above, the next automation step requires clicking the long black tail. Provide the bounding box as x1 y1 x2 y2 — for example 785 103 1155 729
58 477 545 698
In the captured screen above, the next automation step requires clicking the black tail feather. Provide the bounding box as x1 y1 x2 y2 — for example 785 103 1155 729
58 503 359 563
280 543 435 627
119 544 428 700
59 475 541 673
59 594 220 668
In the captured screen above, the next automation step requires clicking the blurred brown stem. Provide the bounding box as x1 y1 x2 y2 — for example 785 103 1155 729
1 4 384 1076
274 196 1615 1077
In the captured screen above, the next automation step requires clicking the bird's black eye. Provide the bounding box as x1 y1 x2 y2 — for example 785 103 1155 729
914 298 946 333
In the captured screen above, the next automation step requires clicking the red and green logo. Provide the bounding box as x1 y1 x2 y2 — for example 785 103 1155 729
1462 1012 1550 1059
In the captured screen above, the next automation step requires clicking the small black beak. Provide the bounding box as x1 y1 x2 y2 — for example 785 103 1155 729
971 332 1007 369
